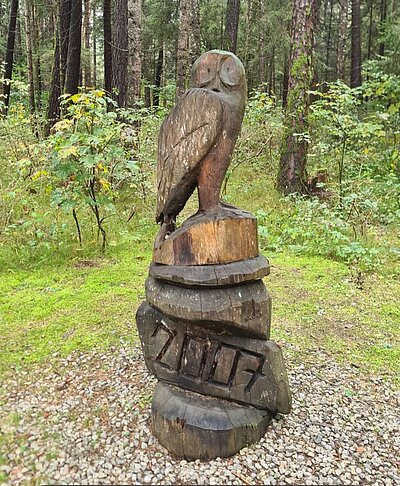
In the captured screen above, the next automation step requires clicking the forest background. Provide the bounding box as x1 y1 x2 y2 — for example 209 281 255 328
0 0 399 385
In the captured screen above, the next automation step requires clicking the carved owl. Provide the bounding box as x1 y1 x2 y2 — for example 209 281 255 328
155 50 247 245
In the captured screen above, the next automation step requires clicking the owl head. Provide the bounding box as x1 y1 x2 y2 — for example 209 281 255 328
191 50 247 108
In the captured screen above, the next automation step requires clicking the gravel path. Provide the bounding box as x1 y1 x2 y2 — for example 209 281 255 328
1 344 398 485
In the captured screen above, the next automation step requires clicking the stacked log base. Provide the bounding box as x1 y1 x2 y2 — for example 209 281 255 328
152 382 272 460
137 252 292 460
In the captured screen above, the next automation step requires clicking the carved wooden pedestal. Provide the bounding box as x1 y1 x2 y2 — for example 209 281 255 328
136 208 292 460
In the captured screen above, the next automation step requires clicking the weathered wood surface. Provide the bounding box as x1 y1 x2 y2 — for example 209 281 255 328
149 255 270 287
153 206 258 265
145 275 271 338
137 302 292 413
156 51 247 248
152 382 271 460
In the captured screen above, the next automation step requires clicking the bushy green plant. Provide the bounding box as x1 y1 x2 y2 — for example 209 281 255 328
48 89 146 250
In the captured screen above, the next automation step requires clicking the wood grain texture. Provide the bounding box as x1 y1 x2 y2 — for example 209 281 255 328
152 382 271 460
137 302 292 413
153 206 258 265
145 276 271 339
149 255 270 287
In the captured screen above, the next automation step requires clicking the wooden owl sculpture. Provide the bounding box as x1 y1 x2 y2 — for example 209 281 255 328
155 50 247 246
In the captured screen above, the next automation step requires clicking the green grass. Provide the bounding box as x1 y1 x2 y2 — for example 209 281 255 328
0 160 399 384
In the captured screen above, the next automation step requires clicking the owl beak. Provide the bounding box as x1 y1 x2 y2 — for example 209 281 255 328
210 78 222 93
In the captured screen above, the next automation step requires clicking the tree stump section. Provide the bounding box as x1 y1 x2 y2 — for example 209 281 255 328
152 382 272 460
153 207 259 265
136 50 291 460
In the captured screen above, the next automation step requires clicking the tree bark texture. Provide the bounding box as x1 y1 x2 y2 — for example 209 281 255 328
83 0 91 86
350 0 361 87
46 27 61 134
2 0 19 115
60 0 71 92
32 4 42 109
128 0 142 105
277 0 317 195
224 0 240 54
24 0 35 113
112 0 129 108
154 45 163 108
93 0 97 86
176 0 190 98
103 0 112 94
65 0 82 95
337 0 348 79
379 0 387 56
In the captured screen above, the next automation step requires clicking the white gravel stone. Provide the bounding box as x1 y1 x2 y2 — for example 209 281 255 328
0 345 399 485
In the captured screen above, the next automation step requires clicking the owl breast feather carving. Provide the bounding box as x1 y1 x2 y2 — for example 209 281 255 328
155 50 247 247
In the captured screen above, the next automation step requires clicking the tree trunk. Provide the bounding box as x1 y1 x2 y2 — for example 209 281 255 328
337 0 348 79
32 3 42 109
46 26 61 135
65 0 82 95
268 46 275 95
277 0 317 195
379 0 386 56
112 0 128 108
103 0 112 94
350 0 361 87
224 0 240 54
176 0 190 99
282 54 289 109
2 0 19 116
154 45 163 108
128 0 142 105
258 0 266 88
324 0 333 83
367 0 373 60
83 0 91 86
93 0 97 86
60 0 71 92
189 0 200 63
25 0 35 113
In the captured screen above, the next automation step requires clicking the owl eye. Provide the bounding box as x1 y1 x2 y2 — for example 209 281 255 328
220 57 242 87
196 61 215 86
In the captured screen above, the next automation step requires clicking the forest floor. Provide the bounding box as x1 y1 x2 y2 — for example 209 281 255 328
0 167 399 484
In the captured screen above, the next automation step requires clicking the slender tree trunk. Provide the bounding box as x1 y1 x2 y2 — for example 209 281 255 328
379 0 387 56
46 26 61 135
112 0 128 108
2 0 19 116
258 0 266 88
367 0 373 60
282 54 289 109
153 45 163 107
65 0 82 95
324 0 333 82
103 0 112 94
268 46 275 95
32 3 42 110
92 0 97 86
25 0 35 113
189 0 200 63
176 0 190 98
60 0 71 92
83 0 91 86
277 0 317 195
224 0 240 54
337 0 348 79
128 0 142 105
350 0 361 87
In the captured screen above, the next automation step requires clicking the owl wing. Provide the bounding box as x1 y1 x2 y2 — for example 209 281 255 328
156 88 223 222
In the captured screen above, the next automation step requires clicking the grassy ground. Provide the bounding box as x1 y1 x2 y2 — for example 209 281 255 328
0 165 399 383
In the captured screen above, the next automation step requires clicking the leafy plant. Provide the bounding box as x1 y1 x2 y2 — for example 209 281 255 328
48 89 142 250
